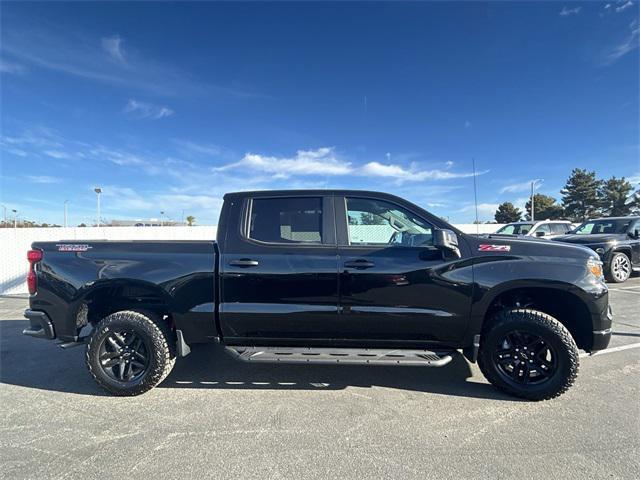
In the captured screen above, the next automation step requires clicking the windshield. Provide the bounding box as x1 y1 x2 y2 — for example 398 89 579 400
573 219 630 235
496 223 534 235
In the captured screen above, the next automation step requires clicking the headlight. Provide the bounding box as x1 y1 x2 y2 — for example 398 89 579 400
595 247 605 255
587 257 604 279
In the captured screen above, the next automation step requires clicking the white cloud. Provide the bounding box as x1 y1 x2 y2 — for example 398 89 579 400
215 147 353 177
0 58 26 74
174 140 224 157
601 21 640 65
500 180 535 194
215 148 487 183
2 28 259 98
44 150 72 159
25 175 61 184
616 1 634 13
460 203 500 215
559 6 582 16
101 35 126 63
360 161 486 182
124 99 174 120
89 146 148 166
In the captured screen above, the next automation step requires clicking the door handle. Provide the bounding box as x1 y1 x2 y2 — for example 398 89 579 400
230 259 259 267
344 259 375 269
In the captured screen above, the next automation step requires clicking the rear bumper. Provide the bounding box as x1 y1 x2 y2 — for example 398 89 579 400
23 309 56 340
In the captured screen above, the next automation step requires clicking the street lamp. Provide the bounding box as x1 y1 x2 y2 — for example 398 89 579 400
160 211 165 227
12 209 17 228
530 179 544 221
94 188 102 227
64 200 69 228
1 204 6 226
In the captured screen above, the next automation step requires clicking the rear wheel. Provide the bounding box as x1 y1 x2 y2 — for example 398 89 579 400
478 308 579 401
606 252 631 283
86 310 175 396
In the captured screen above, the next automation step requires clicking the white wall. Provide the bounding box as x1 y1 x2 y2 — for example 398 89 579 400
0 223 501 295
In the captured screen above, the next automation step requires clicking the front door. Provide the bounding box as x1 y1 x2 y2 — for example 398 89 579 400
335 195 472 345
219 195 340 344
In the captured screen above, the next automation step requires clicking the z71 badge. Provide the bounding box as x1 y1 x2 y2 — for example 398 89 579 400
478 244 511 252
56 244 92 252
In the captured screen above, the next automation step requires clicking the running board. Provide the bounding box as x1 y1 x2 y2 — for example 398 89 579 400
225 346 455 367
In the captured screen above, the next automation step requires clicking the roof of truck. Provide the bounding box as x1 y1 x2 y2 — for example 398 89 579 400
224 189 394 198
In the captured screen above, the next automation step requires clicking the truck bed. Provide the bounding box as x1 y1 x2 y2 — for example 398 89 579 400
29 240 218 343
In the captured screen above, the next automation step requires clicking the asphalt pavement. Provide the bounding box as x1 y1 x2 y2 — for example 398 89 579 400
1 278 639 480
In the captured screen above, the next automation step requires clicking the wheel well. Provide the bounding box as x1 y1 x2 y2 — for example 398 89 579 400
611 249 632 261
483 288 592 350
80 283 173 330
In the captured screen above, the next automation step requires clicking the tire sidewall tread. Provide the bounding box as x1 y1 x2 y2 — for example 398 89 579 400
478 308 579 401
86 310 175 396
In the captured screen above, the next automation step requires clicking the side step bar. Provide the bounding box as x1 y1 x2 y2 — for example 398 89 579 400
225 346 455 367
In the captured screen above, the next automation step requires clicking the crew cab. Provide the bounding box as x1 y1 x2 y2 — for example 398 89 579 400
23 190 612 400
554 216 640 283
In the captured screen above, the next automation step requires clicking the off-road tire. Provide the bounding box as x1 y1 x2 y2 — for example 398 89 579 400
86 310 176 396
478 308 579 401
606 252 631 283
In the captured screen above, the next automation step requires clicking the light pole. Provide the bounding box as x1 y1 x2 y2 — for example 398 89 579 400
1 204 6 226
12 209 17 228
64 200 69 228
160 211 165 227
94 188 102 227
530 179 543 221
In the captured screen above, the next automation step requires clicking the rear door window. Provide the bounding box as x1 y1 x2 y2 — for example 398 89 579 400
248 197 323 244
535 224 552 236
550 223 568 234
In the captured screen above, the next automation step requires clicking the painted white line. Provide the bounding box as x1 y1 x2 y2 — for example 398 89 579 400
610 285 640 291
580 342 640 358
609 289 640 295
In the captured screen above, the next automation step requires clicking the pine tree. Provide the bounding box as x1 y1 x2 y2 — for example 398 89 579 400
599 176 634 216
525 194 564 220
494 202 522 223
561 169 602 221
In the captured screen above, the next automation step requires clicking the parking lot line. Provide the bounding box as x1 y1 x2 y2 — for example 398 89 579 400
580 342 640 358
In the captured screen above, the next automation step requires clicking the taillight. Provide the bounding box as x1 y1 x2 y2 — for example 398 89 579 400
27 249 43 295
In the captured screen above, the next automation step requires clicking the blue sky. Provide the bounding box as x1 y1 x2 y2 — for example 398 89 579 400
1 1 638 226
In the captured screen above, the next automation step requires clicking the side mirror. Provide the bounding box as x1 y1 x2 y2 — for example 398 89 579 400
535 231 546 237
434 229 461 258
630 229 640 240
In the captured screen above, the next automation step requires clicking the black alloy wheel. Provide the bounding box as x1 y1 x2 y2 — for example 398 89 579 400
97 330 150 382
492 330 557 386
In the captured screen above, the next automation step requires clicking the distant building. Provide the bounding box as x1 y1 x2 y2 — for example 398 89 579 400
108 219 186 227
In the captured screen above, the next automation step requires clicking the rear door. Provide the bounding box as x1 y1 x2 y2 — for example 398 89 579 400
219 194 340 344
335 195 472 345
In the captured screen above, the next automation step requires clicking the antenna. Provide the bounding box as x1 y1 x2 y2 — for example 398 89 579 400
472 157 479 236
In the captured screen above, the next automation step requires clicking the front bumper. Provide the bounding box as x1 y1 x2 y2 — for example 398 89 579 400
23 309 56 340
590 304 613 352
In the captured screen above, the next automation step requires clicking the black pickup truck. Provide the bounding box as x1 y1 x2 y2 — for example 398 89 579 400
23 190 612 400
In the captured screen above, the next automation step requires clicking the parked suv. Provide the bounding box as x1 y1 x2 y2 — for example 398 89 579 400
554 216 640 283
495 220 573 239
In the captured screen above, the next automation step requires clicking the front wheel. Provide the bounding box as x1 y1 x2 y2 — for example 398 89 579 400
478 309 579 401
606 252 631 283
86 310 176 396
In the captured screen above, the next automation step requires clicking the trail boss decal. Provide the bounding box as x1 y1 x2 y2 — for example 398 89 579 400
56 244 92 252
478 244 511 252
